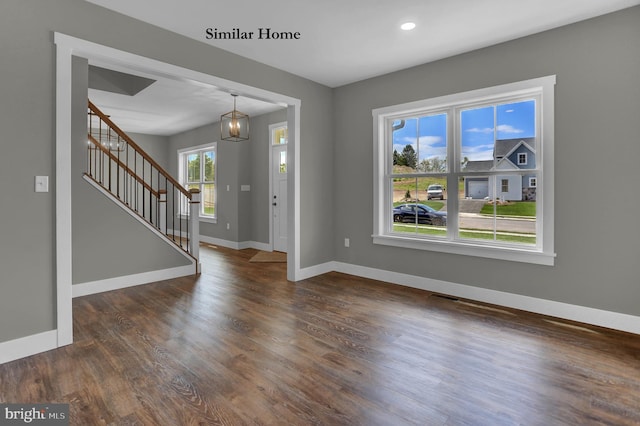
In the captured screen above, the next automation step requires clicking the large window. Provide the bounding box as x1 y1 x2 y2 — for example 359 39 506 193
178 143 216 221
373 76 556 265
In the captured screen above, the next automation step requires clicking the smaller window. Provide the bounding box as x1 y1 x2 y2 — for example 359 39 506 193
501 179 509 193
529 177 537 187
178 143 216 220
518 153 528 165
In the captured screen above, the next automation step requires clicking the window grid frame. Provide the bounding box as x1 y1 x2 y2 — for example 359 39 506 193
178 143 217 221
373 76 556 265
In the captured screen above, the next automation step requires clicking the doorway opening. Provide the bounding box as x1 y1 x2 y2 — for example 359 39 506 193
270 122 288 253
55 33 301 350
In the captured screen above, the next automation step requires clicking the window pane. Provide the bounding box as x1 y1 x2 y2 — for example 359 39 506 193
459 174 536 246
392 114 447 174
496 100 536 140
460 105 495 171
392 118 418 173
392 177 447 237
202 183 215 216
203 151 215 182
417 113 447 173
187 153 200 182
183 183 200 215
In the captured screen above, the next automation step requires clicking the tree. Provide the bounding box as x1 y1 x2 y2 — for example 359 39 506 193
417 157 447 173
393 149 404 166
461 156 469 170
401 144 417 169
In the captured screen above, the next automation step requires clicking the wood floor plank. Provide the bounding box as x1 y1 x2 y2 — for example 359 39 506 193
1 245 640 425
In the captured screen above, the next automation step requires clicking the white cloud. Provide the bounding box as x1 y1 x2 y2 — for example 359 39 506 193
418 136 442 145
462 144 494 161
496 124 523 134
466 127 494 134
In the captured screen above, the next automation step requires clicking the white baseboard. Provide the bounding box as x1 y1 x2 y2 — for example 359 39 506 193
331 262 640 335
73 264 196 298
198 235 271 252
297 261 336 281
0 330 58 364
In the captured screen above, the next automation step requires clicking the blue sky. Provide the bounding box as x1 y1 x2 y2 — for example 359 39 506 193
393 99 536 163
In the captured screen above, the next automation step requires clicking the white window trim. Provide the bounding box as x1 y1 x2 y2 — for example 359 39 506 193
178 142 217 223
518 152 528 165
372 75 556 265
529 177 537 188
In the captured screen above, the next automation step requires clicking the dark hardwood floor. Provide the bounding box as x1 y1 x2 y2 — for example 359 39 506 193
2 245 640 425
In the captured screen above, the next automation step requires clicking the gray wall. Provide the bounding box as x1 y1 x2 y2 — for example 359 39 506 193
332 7 640 316
168 121 242 242
0 0 333 343
128 132 171 170
167 109 286 244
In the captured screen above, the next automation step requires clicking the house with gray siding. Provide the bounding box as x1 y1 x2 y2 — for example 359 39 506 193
464 138 537 201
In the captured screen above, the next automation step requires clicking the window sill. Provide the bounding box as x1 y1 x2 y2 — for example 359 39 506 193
372 234 555 266
178 214 217 224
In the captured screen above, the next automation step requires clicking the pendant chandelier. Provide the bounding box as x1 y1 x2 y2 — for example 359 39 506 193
220 94 249 142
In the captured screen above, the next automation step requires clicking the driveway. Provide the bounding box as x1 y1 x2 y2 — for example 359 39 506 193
459 213 536 233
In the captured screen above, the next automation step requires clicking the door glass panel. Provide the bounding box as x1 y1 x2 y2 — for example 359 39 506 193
273 127 288 145
279 150 287 173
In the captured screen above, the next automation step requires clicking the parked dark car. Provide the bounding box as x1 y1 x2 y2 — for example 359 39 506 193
393 203 447 226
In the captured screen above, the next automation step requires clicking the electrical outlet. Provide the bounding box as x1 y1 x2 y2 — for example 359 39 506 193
226 223 230 230
35 176 49 192
344 238 350 248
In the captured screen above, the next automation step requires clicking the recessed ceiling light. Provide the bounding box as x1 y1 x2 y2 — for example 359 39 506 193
401 22 416 31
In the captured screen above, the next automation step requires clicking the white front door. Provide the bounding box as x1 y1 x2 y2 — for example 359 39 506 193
271 124 288 253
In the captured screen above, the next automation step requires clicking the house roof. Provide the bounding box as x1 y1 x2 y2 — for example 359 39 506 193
465 138 536 172
464 160 494 172
494 138 536 158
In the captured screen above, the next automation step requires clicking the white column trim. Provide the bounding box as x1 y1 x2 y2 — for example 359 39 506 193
55 43 73 347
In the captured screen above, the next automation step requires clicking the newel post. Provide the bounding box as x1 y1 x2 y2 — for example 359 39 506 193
189 188 201 273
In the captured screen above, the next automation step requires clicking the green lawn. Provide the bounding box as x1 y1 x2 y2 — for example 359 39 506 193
480 201 536 217
392 224 536 244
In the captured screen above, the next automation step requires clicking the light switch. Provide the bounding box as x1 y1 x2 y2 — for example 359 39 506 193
35 176 49 193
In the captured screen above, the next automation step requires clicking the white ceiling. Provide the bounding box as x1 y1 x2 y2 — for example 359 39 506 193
86 0 639 88
84 0 639 136
88 66 283 136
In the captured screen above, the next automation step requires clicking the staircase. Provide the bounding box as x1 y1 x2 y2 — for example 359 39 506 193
86 100 200 272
